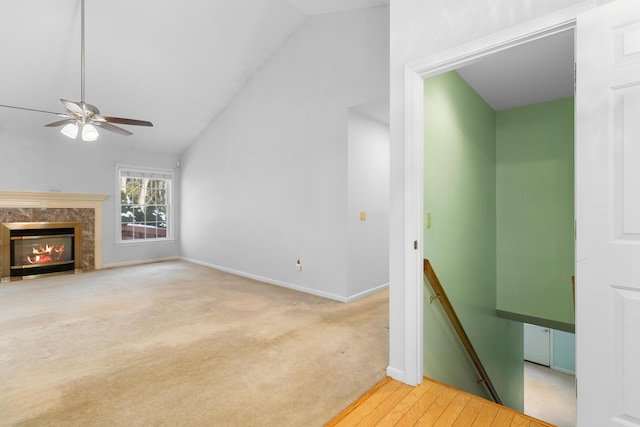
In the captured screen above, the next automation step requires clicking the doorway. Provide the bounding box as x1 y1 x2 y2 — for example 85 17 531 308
524 323 577 426
524 360 576 427
420 26 576 422
394 1 640 425
524 323 550 366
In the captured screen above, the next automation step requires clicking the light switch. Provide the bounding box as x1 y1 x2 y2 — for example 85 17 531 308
426 211 432 229
360 211 366 221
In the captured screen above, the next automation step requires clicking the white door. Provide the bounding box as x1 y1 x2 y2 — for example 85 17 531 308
524 324 550 366
576 0 640 425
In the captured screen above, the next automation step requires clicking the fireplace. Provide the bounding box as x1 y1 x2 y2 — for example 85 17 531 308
1 222 82 281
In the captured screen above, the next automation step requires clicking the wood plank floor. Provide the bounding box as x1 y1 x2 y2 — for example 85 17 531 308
326 377 556 427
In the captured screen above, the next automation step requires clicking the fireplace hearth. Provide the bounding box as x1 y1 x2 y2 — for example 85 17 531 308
1 222 82 282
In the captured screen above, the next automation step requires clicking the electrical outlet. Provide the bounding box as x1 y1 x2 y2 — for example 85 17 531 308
296 259 302 271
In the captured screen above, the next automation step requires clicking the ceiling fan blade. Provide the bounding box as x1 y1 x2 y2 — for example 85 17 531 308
60 99 85 116
95 121 133 136
45 119 75 128
101 116 153 127
82 102 100 116
0 104 67 117
2 0 154 141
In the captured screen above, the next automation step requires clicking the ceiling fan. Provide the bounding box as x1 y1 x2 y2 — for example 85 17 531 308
0 0 152 141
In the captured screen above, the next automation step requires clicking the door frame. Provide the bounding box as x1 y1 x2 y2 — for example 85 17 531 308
397 1 598 387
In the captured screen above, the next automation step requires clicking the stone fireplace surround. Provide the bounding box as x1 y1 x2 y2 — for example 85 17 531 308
0 191 108 280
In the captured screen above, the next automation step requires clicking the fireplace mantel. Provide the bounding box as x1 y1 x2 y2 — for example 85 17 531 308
0 191 109 270
0 191 108 208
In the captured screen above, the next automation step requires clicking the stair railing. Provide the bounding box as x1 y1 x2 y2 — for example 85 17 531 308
423 259 503 405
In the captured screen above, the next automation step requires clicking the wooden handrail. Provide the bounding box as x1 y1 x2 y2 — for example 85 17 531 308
423 259 503 405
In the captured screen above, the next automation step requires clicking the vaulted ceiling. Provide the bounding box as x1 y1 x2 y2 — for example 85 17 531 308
0 1 573 155
0 0 387 154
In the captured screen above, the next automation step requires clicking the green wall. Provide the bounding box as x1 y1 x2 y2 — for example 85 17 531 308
496 98 575 330
552 329 576 373
423 71 523 410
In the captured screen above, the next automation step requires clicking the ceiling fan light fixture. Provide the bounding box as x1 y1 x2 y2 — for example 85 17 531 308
0 0 153 140
61 122 79 139
82 123 99 141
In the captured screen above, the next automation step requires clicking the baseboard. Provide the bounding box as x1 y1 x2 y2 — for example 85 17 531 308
102 256 180 269
386 365 405 382
345 283 389 303
181 257 352 302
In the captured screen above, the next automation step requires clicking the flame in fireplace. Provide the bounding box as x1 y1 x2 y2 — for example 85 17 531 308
27 244 65 264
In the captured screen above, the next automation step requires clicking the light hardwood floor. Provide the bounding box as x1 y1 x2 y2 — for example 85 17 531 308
326 377 555 427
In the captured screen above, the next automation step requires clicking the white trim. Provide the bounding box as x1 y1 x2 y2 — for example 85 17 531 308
103 256 181 269
345 283 390 303
386 365 405 380
181 257 386 303
399 1 597 387
407 3 595 78
114 237 176 246
115 164 175 176
401 66 425 386
115 164 175 244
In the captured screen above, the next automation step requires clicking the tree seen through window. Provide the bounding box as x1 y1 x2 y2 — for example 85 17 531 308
118 169 171 241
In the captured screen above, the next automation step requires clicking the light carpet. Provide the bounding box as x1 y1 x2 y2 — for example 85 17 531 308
0 260 389 426
524 361 576 427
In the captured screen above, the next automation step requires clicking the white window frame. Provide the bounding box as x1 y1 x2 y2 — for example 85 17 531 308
116 165 174 244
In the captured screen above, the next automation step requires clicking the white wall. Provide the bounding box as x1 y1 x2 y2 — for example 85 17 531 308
0 129 181 265
180 7 389 301
389 0 590 383
347 109 389 299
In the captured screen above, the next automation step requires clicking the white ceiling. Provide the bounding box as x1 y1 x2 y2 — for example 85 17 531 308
0 2 571 154
0 0 388 154
457 29 575 111
288 0 389 15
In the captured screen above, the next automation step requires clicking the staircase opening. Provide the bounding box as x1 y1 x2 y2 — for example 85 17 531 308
422 27 576 424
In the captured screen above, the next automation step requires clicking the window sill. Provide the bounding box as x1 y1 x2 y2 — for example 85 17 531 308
115 238 176 247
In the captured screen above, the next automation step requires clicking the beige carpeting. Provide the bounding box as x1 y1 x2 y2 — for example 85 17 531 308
0 260 389 426
524 361 576 427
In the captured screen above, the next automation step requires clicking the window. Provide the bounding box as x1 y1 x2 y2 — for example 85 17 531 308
117 166 173 242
